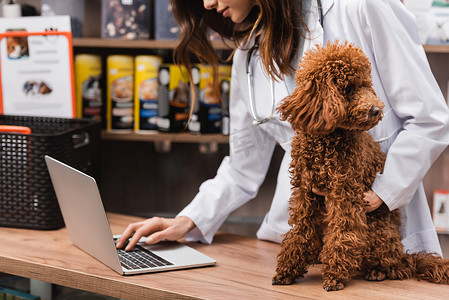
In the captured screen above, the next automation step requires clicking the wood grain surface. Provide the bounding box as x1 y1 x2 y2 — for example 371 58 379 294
0 213 448 299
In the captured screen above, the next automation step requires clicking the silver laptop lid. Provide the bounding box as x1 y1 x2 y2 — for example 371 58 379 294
45 155 124 274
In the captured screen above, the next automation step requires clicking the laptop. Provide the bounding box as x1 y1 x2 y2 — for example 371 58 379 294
44 155 216 275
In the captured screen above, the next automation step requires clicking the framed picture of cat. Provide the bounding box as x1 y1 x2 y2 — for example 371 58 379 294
0 16 75 118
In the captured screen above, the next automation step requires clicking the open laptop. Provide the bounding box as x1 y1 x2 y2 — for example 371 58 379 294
44 155 216 275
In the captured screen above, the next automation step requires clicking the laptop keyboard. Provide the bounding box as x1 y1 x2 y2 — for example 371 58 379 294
116 242 174 270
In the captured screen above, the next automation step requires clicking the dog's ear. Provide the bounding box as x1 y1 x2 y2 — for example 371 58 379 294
278 77 345 135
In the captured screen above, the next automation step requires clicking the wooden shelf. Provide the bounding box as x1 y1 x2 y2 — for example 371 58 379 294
84 41 447 144
73 39 449 53
424 44 449 53
73 38 233 50
101 130 229 144
436 228 449 235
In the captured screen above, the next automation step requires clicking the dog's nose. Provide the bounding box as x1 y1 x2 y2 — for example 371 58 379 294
370 107 381 117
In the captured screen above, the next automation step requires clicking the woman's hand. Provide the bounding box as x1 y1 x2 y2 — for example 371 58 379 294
312 188 383 213
363 190 383 213
115 216 195 251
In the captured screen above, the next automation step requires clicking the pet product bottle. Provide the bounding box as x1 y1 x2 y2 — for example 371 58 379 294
198 65 232 133
134 55 163 132
188 65 201 134
107 55 134 131
74 54 103 120
157 64 191 132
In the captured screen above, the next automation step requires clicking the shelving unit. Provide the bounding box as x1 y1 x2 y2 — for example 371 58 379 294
73 37 233 144
74 38 449 53
73 39 449 144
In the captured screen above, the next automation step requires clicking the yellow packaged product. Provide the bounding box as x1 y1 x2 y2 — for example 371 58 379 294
107 55 134 131
197 64 232 134
134 55 163 132
74 54 102 120
157 64 191 132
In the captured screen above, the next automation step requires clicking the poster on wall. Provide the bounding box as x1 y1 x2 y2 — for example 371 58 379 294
0 16 75 118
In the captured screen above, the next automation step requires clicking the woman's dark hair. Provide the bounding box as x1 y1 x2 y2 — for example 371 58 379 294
171 0 308 80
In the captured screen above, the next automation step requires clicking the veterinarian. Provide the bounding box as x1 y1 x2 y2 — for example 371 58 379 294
117 0 449 257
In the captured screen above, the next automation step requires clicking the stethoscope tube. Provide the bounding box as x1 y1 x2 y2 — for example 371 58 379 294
246 0 323 126
246 38 275 126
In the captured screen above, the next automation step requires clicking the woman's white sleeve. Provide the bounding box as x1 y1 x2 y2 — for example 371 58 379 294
361 0 449 210
177 55 277 243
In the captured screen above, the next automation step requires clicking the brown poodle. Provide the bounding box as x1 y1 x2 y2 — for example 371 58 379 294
272 41 449 291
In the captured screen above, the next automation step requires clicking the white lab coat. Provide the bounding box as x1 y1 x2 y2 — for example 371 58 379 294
178 0 449 256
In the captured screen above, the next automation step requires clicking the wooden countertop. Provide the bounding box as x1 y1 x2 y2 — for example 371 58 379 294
0 213 448 299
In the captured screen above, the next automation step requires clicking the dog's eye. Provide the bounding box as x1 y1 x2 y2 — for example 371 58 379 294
344 86 353 95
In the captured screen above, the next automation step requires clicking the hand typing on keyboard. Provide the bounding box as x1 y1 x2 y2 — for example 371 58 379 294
115 216 195 251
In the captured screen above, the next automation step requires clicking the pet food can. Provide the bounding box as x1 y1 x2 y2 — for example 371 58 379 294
197 65 232 134
107 55 134 131
134 55 163 132
220 76 231 135
157 64 191 132
187 65 201 134
75 54 103 120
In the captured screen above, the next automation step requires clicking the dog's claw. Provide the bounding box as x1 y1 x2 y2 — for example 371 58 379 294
272 274 296 285
365 270 386 281
323 280 345 291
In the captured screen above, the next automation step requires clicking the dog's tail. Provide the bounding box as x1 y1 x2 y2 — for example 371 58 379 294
401 252 449 284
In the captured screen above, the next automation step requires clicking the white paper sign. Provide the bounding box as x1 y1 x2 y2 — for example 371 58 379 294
0 16 74 118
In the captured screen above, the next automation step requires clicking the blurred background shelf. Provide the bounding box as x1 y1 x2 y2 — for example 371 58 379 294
73 39 449 52
423 44 449 53
101 130 229 144
73 38 233 50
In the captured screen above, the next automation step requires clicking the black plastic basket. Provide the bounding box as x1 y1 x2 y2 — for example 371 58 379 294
0 115 101 230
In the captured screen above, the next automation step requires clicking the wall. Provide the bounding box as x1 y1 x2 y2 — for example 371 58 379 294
99 140 283 237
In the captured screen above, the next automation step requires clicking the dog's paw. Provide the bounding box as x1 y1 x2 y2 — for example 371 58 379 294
323 279 345 291
272 274 296 285
365 269 387 281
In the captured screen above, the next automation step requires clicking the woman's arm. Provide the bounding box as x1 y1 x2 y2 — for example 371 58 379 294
177 49 278 243
359 0 449 210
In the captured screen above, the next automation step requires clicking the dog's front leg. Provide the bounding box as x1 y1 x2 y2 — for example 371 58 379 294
272 188 323 285
320 187 368 291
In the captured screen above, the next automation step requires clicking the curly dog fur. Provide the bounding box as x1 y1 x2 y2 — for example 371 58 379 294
272 41 449 291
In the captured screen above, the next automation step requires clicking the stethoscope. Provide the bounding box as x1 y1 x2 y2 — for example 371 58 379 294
246 0 324 126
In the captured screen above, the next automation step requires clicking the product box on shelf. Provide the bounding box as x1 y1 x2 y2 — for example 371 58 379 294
0 115 101 230
157 64 191 132
134 55 163 132
190 65 231 134
433 190 449 232
101 0 153 40
107 55 134 131
41 0 85 37
220 72 231 135
154 0 180 40
75 54 103 121
427 0 449 44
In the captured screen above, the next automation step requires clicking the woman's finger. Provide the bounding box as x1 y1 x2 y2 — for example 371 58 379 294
116 222 141 249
